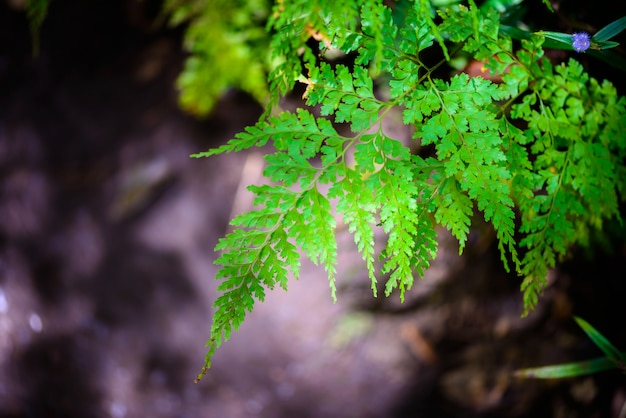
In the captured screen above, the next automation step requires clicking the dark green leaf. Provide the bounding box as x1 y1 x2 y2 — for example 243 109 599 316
593 16 626 42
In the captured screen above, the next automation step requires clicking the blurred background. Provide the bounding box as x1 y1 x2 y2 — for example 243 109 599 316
1 0 625 417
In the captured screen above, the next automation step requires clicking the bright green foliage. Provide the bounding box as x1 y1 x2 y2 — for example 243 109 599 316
187 0 626 379
511 56 626 310
162 0 272 116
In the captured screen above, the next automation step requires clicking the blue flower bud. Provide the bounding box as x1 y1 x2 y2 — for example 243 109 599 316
572 32 590 53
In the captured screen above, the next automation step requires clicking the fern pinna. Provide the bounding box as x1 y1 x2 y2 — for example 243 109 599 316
191 0 626 381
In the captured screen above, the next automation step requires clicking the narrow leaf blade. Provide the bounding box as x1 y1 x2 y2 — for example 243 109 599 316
536 31 575 50
574 316 625 362
515 356 617 379
593 16 626 42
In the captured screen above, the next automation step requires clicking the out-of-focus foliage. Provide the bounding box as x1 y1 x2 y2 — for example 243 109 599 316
515 317 626 378
162 0 273 116
25 0 50 55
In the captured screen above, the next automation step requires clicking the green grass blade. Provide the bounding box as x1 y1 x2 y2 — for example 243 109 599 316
595 40 620 50
574 316 625 362
514 356 617 379
593 16 626 42
535 31 575 50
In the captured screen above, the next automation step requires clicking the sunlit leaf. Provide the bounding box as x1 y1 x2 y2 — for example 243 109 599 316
174 0 626 378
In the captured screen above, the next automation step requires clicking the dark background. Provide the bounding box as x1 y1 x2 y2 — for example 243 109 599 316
1 0 625 417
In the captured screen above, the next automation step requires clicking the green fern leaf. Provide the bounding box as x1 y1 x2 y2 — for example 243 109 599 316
188 0 626 378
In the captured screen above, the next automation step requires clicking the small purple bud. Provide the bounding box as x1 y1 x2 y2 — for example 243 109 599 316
572 32 590 53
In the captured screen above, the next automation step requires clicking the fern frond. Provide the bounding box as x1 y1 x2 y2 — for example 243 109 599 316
288 187 338 298
511 57 626 314
329 170 378 293
417 73 519 270
190 0 626 379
